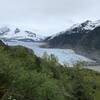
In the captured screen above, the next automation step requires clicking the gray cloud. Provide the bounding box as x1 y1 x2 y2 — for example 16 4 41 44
0 0 100 35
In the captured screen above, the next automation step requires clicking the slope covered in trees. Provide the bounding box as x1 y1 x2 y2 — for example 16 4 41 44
0 40 100 100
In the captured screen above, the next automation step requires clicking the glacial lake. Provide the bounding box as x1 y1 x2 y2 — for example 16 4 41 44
4 41 94 65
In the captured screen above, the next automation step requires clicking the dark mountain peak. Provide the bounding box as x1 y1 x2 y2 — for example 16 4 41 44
25 30 36 37
15 28 20 34
83 20 91 23
81 20 92 27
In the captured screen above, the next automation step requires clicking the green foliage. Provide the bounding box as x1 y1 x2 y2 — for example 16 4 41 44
0 42 100 100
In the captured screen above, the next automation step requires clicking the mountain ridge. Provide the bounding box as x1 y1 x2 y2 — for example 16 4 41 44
45 20 100 62
0 26 45 42
47 19 100 48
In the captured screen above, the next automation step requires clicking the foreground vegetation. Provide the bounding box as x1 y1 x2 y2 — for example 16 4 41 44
0 41 100 100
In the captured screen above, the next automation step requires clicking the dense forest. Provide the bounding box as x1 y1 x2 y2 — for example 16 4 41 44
0 40 100 100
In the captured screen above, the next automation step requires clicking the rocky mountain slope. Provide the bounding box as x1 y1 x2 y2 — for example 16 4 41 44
47 20 100 49
46 20 100 61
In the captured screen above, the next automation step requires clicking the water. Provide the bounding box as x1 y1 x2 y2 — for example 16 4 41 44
5 41 94 65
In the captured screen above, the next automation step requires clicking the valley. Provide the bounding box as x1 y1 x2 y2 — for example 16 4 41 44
0 20 100 69
0 39 100 100
4 41 93 64
3 40 100 72
0 0 100 99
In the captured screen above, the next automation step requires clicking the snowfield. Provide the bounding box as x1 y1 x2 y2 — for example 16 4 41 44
0 25 45 41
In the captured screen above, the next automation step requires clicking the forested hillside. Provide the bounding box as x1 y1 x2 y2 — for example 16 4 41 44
0 40 100 100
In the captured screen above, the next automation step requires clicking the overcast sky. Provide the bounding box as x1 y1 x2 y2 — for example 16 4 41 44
0 0 100 35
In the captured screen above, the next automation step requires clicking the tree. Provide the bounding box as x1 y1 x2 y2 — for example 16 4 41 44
71 67 94 100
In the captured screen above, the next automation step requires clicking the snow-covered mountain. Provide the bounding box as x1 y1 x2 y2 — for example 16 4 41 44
48 20 100 40
0 26 44 42
69 20 100 31
46 19 100 63
47 19 100 49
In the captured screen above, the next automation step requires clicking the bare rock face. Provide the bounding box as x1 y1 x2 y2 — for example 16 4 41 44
48 20 100 50
15 28 20 34
25 31 36 37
